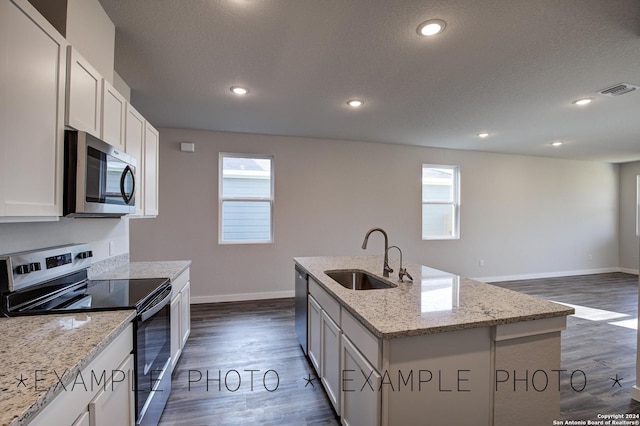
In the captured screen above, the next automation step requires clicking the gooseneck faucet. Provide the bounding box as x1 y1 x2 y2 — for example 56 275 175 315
361 227 393 277
386 246 413 283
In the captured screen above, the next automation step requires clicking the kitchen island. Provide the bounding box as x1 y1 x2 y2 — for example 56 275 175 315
295 255 574 426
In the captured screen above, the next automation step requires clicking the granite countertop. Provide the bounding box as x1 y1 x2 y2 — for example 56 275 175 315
91 260 191 282
0 310 135 426
294 255 574 339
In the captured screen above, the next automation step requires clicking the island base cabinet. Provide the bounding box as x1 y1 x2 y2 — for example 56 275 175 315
341 335 381 426
320 310 341 413
308 295 322 374
493 332 561 426
382 327 492 426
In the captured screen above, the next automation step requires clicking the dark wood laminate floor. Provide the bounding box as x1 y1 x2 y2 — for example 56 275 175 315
158 299 340 426
493 272 640 420
160 273 640 425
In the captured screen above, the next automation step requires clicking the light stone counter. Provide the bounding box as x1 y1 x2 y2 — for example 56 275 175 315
294 255 574 339
91 260 191 282
0 310 135 426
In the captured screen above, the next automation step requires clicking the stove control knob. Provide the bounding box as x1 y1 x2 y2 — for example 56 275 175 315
78 251 93 259
15 264 30 275
29 262 41 272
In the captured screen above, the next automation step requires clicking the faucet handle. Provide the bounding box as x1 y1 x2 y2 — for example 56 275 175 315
399 268 413 283
384 261 394 274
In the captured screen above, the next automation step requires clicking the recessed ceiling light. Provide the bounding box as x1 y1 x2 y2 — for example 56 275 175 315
417 19 446 36
572 98 593 106
230 86 250 95
477 132 489 138
550 141 563 147
346 99 364 108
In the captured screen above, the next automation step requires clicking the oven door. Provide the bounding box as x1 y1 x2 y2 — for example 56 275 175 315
135 286 172 426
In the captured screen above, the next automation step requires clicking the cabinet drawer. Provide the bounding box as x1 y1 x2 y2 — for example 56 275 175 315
309 277 340 325
172 268 190 297
342 309 381 370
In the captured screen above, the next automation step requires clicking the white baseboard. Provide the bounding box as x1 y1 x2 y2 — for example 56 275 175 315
633 385 640 402
189 268 638 304
473 267 633 283
190 290 294 304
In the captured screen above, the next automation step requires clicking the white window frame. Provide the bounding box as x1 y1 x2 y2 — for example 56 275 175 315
218 153 274 244
636 175 640 237
421 164 460 240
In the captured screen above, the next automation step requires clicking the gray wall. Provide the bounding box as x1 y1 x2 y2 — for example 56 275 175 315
620 161 640 272
129 128 621 302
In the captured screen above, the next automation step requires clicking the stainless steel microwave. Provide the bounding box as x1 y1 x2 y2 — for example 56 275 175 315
64 130 136 217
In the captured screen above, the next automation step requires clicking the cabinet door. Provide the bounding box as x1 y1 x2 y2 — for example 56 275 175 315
170 294 182 373
341 335 381 426
0 0 67 218
66 46 102 137
180 281 191 347
143 122 159 216
71 411 90 426
89 353 135 426
321 310 341 413
308 295 322 375
125 104 145 216
101 79 126 150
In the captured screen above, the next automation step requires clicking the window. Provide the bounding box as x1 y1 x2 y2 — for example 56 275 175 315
219 153 274 243
636 175 640 237
422 164 460 240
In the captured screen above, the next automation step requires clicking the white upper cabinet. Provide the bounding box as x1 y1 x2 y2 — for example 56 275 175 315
66 46 102 137
125 104 146 217
143 122 159 217
101 78 126 151
0 0 68 219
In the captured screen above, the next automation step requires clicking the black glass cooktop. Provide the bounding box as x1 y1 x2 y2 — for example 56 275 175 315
2 271 169 316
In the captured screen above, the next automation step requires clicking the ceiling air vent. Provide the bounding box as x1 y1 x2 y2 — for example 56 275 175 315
597 83 639 96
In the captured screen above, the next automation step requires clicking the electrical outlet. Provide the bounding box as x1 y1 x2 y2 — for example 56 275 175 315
588 253 593 261
109 241 116 256
479 259 485 267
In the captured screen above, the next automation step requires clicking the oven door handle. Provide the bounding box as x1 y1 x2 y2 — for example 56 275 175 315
140 288 172 322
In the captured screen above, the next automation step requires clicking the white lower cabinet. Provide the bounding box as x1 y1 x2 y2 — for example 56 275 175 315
170 293 181 370
341 335 381 426
307 295 322 374
180 281 191 347
71 411 90 426
30 324 134 426
320 310 341 413
89 354 135 426
170 268 191 372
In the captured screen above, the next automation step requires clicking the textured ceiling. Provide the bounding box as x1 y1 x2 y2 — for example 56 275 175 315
98 0 640 163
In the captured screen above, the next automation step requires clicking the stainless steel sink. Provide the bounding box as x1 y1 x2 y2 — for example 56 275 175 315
324 270 396 290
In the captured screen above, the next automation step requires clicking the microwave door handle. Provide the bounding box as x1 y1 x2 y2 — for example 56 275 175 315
120 165 135 204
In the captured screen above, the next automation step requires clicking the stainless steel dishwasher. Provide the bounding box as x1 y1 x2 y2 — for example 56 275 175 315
294 266 308 354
